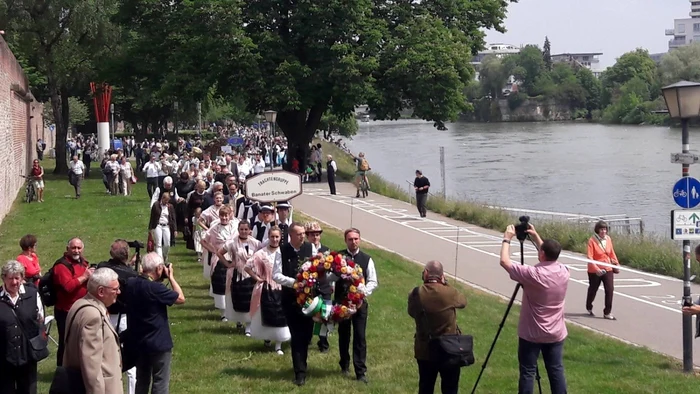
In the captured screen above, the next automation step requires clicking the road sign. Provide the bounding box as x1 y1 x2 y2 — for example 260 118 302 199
671 209 700 240
671 152 700 165
245 170 303 203
673 177 700 208
228 137 244 147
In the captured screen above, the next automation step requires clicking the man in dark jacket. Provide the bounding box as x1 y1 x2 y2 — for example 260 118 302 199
272 223 313 386
408 260 467 394
97 239 139 394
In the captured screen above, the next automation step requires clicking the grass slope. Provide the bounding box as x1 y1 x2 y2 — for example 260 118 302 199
0 172 696 393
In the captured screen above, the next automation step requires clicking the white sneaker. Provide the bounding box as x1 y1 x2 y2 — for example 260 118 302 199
245 332 251 337
276 349 284 355
220 316 228 322
604 314 616 320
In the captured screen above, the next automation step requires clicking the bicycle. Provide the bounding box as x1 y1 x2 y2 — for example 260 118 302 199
356 171 370 198
21 175 36 203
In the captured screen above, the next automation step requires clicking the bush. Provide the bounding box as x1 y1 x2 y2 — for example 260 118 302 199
507 92 527 110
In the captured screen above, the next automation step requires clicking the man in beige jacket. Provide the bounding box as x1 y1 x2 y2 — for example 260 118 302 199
63 268 124 394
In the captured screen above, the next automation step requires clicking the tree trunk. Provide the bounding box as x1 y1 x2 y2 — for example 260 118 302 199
51 82 70 174
276 106 325 173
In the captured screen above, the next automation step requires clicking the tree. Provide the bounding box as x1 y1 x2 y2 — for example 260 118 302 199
478 55 511 99
576 68 602 117
318 112 359 139
3 0 119 173
224 0 514 170
43 97 90 129
659 42 700 84
601 48 659 107
506 45 545 94
543 36 552 71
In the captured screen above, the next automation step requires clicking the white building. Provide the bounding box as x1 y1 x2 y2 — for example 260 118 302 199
665 1 700 50
551 52 605 78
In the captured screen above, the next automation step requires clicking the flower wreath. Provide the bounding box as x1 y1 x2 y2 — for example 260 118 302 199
294 251 366 324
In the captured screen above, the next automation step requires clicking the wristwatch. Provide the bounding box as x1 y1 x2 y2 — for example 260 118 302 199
502 239 510 244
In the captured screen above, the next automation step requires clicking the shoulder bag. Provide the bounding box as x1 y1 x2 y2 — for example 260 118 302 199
595 236 619 274
414 287 475 368
2 299 49 362
49 304 102 394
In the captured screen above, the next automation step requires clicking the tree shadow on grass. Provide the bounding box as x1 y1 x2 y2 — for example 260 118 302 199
222 365 339 382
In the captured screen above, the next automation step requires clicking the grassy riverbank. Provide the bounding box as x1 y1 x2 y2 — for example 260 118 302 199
320 141 693 282
0 175 698 393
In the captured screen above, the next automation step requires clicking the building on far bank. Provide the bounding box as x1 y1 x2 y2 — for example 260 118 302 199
665 0 700 50
551 52 605 78
471 43 521 92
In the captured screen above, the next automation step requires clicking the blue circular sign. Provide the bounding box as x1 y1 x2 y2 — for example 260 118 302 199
673 177 700 208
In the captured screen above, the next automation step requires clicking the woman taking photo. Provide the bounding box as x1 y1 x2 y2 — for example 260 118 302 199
148 192 176 262
586 220 620 320
0 260 46 394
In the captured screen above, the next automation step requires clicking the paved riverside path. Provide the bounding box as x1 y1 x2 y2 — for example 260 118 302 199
294 182 700 366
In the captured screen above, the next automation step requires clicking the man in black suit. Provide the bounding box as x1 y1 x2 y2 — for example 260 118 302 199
304 221 331 352
272 222 314 386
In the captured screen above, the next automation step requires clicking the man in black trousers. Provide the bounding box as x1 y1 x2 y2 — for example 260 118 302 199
327 154 337 195
336 228 379 383
273 222 314 386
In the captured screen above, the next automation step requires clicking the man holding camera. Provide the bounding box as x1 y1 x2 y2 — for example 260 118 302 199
500 224 569 394
97 240 139 394
124 252 185 394
408 260 466 394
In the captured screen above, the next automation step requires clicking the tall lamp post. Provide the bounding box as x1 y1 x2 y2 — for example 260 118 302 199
662 80 700 373
264 110 277 167
197 102 202 138
173 101 179 135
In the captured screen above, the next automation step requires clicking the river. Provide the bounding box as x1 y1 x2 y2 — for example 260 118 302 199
345 120 696 235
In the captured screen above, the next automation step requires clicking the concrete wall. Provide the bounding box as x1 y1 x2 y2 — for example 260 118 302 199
0 36 47 225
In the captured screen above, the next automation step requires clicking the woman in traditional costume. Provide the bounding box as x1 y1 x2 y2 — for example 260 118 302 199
199 192 225 279
201 205 238 321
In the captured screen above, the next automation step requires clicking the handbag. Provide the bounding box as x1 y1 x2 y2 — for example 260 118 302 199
49 304 100 394
594 235 620 274
2 300 49 362
414 287 475 368
260 283 287 327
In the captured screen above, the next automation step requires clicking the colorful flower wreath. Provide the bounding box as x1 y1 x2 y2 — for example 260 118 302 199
294 251 366 323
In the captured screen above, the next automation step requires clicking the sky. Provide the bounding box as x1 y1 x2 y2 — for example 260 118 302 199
485 0 690 68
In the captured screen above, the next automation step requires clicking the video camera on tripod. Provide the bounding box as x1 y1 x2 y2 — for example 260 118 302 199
514 215 530 242
127 240 145 272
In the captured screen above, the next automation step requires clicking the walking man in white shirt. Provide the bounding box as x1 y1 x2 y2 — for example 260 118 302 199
68 155 86 199
142 156 161 198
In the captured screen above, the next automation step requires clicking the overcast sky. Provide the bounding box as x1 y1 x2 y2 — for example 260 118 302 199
485 0 690 68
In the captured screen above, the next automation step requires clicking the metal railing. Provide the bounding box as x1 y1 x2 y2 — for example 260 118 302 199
404 180 645 235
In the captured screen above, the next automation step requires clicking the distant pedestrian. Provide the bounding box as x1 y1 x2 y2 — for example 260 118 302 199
68 155 85 199
413 170 430 218
326 155 337 195
586 220 620 320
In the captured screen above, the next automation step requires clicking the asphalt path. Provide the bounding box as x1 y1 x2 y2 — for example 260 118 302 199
293 182 700 366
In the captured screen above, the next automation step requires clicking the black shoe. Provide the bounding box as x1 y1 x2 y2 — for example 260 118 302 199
341 368 350 377
293 377 306 386
319 346 329 353
357 375 368 384
356 193 360 198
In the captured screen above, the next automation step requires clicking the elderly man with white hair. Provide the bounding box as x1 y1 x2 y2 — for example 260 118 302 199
150 176 180 208
125 253 185 394
61 268 123 394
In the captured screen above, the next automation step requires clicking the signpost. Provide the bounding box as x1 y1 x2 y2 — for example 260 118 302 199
673 177 700 208
245 170 303 203
671 152 700 165
672 209 700 240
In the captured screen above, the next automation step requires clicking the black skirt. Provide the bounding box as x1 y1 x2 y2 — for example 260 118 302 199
230 269 255 313
260 284 287 328
211 262 228 295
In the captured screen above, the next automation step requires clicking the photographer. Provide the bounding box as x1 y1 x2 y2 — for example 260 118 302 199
97 240 139 394
124 252 185 394
408 260 466 394
499 224 569 394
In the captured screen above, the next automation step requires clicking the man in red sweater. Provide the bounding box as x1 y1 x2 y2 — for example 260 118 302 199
54 237 94 366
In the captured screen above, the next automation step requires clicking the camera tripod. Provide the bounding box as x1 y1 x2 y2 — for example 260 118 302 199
471 236 542 394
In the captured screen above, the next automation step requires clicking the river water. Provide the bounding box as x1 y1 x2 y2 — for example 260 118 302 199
346 120 696 234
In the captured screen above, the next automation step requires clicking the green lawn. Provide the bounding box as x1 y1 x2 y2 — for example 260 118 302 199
0 172 698 393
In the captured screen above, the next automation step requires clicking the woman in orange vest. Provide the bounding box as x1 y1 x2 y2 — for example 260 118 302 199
586 220 620 320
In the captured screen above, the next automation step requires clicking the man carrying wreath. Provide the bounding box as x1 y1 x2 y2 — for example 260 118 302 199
335 228 379 383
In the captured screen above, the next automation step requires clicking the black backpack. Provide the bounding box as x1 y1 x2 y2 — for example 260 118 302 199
38 259 74 307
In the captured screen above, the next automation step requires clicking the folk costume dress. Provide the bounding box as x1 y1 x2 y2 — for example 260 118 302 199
224 235 261 325
193 216 205 255
200 203 223 279
247 246 291 343
205 218 239 308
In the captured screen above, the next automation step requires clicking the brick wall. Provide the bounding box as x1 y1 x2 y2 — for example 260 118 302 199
0 35 46 226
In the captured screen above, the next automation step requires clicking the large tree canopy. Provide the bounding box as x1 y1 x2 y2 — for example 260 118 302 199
222 0 513 168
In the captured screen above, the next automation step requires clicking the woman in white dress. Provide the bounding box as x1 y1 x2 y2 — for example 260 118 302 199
120 156 134 196
245 226 290 354
199 192 225 279
219 220 260 333
200 205 238 321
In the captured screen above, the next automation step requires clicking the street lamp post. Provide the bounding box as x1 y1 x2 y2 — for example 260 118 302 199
174 101 179 135
264 110 277 167
662 80 700 373
197 102 202 138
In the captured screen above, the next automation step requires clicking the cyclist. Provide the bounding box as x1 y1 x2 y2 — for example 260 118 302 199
30 159 45 202
352 152 371 198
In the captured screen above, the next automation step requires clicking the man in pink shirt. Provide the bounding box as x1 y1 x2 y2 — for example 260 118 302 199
500 224 569 394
